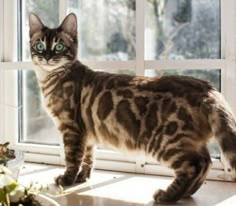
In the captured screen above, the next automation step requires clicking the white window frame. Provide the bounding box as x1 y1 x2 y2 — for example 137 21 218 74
0 0 4 140
1 0 236 181
0 0 3 62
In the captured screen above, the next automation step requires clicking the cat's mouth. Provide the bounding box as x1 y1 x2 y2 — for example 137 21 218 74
32 58 60 71
41 62 56 66
40 62 61 71
41 58 57 66
32 55 70 71
40 57 62 67
37 58 70 71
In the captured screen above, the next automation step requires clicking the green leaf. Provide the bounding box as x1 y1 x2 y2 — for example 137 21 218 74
0 182 18 203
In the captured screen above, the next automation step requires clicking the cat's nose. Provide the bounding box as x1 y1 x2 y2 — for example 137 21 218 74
44 55 51 61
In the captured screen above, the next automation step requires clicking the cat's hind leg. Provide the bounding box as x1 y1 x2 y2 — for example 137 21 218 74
183 147 211 197
153 150 211 203
76 145 94 183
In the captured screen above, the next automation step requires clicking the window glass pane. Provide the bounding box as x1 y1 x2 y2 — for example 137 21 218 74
21 0 60 145
145 68 221 159
68 0 136 61
145 0 220 60
22 70 60 145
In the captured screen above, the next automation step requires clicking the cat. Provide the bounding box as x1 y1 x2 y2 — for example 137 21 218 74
29 13 236 203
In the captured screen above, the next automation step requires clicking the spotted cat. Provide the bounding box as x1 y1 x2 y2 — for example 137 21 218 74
29 13 236 203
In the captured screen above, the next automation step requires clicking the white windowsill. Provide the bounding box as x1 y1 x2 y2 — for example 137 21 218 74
17 163 236 206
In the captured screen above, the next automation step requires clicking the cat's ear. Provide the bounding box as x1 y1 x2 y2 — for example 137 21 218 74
3 142 9 147
60 13 77 38
29 13 44 37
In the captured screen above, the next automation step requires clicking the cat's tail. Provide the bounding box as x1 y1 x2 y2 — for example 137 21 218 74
203 90 236 181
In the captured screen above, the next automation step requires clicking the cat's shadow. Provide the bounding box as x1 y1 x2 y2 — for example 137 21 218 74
151 197 197 206
45 175 198 206
56 194 198 206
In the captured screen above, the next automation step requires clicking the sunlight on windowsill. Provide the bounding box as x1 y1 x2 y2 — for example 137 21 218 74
215 195 236 206
18 163 236 206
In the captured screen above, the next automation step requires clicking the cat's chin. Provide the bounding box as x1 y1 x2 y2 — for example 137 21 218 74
32 58 68 72
39 64 62 72
36 62 69 72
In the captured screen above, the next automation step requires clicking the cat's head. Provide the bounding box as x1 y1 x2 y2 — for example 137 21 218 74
29 13 77 72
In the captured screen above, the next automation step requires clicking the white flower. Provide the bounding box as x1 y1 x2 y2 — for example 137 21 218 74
9 185 25 203
0 166 15 188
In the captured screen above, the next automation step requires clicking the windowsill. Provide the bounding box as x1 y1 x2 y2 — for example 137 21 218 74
18 163 236 206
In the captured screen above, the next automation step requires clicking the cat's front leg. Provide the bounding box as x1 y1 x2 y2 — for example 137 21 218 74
55 126 85 186
76 145 94 183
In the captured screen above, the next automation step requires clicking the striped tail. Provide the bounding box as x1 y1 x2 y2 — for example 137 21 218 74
204 90 236 181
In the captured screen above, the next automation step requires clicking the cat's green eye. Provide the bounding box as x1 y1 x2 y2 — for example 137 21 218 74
36 42 44 52
55 43 64 52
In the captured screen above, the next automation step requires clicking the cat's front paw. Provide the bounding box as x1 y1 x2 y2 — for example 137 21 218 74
153 189 178 203
75 169 91 183
55 174 75 186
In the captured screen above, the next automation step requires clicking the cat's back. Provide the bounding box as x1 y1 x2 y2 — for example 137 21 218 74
133 75 214 95
75 61 214 97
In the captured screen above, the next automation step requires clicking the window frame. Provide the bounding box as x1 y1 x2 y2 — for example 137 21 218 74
1 0 236 181
0 0 4 140
0 0 3 62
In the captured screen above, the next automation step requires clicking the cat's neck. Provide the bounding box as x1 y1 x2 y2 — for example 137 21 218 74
34 61 96 96
34 65 70 99
34 63 72 82
34 66 52 81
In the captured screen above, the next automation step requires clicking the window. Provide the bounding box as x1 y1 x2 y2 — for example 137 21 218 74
1 0 236 180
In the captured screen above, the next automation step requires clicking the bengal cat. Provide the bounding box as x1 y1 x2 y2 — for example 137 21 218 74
29 13 236 203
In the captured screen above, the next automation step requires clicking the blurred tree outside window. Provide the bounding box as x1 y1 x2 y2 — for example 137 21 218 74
145 0 220 60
